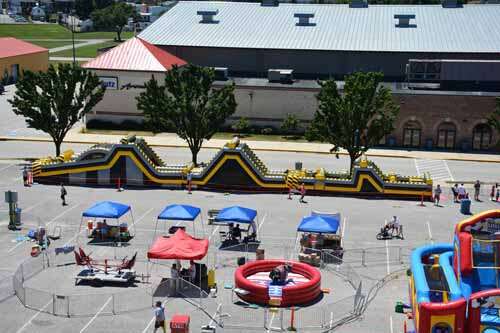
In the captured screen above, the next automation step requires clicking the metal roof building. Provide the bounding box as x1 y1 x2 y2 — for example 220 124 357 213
138 2 500 80
139 2 500 53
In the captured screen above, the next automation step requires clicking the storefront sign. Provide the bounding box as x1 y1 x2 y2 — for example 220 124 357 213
99 76 118 90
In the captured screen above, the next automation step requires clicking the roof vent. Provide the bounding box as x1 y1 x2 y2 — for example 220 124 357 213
197 9 219 24
349 0 368 8
394 14 416 28
441 0 461 7
261 0 279 7
294 13 315 26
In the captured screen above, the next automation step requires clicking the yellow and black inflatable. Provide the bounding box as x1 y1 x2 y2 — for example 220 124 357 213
32 137 432 200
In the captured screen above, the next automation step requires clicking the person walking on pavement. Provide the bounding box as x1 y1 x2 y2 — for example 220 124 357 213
60 183 67 206
186 171 192 194
474 180 481 201
491 185 496 201
496 185 500 202
434 184 442 206
299 183 306 203
153 301 166 333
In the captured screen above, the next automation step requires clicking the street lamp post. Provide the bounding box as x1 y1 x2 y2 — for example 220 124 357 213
70 10 76 65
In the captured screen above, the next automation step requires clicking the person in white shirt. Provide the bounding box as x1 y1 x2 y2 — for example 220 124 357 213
171 263 179 279
153 301 166 333
458 184 467 200
189 260 196 282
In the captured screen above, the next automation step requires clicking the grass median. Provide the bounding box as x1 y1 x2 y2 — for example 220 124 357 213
0 23 133 40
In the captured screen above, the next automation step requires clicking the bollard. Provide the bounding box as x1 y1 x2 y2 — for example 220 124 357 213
418 193 425 207
117 178 123 192
287 307 296 331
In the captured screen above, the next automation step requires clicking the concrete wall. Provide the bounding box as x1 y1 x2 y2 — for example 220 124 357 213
0 51 48 81
161 46 500 80
88 69 499 151
87 69 165 123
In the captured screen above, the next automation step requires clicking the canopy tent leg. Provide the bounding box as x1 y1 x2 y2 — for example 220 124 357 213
129 209 136 238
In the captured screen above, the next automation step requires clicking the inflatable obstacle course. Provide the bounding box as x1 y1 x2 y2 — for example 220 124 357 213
408 210 500 333
32 137 432 199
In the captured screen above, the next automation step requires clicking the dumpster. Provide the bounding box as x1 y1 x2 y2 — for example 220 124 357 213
170 314 190 333
460 199 471 215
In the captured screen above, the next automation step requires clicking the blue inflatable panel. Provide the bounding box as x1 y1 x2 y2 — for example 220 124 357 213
481 308 500 326
476 268 497 291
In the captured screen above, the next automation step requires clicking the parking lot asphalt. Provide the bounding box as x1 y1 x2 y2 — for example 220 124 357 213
0 158 498 333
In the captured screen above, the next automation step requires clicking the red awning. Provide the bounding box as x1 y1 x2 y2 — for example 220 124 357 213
147 229 209 260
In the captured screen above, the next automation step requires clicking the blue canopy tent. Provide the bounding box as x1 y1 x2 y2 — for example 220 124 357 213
154 204 203 237
295 211 344 259
79 201 135 242
297 215 340 234
215 206 258 239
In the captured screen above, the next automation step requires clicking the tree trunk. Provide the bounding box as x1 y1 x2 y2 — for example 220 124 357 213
54 140 62 156
116 27 122 42
348 151 357 177
190 146 200 167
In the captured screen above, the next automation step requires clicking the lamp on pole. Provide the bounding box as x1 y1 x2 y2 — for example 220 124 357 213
70 9 76 66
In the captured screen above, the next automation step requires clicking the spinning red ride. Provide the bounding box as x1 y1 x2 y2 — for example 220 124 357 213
234 259 322 307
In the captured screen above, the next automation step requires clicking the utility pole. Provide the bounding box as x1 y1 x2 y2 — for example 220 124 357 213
70 10 76 65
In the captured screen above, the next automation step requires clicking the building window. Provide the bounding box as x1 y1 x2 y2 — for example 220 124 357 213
403 120 421 148
472 124 492 150
436 122 456 150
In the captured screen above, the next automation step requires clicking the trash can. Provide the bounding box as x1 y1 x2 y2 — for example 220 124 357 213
460 199 471 215
256 249 265 260
170 314 190 333
15 208 21 225
295 162 302 170
237 257 246 266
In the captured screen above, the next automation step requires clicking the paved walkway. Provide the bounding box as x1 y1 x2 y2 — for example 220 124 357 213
1 131 499 163
49 56 94 62
48 39 109 53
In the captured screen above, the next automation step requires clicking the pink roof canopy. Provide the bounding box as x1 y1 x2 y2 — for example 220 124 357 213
147 229 209 260
82 37 186 72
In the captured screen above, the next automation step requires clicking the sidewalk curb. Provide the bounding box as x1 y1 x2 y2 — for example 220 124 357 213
1 135 499 163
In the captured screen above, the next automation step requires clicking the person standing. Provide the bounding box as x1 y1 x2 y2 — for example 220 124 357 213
434 184 442 206
474 180 481 201
491 185 496 201
451 184 459 203
60 183 67 206
497 185 500 202
299 183 306 203
22 166 29 187
458 184 466 200
153 301 166 333
186 171 192 194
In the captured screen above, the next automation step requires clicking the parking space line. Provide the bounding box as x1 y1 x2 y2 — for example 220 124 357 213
443 160 454 182
0 164 14 173
426 221 434 244
413 159 421 177
389 315 394 333
22 198 50 213
209 226 219 242
131 207 155 229
384 219 390 275
79 296 113 333
16 299 53 333
341 217 347 247
257 213 268 233
46 204 81 226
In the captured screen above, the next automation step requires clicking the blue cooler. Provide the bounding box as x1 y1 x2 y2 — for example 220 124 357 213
460 199 471 215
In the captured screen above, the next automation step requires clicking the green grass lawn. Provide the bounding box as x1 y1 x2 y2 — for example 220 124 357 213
29 40 83 49
0 24 133 40
49 60 85 66
51 40 120 58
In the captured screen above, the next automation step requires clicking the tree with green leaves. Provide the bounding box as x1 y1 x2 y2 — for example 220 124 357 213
488 97 500 136
306 72 399 174
9 64 105 156
281 113 299 134
91 2 137 41
137 65 237 166
75 0 94 20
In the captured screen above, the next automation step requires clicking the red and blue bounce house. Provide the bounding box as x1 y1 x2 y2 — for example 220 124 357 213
408 209 500 333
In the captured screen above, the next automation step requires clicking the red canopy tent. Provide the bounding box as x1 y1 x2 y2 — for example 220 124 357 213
147 229 209 260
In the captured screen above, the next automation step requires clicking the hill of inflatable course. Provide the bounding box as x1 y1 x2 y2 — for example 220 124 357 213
31 136 432 200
